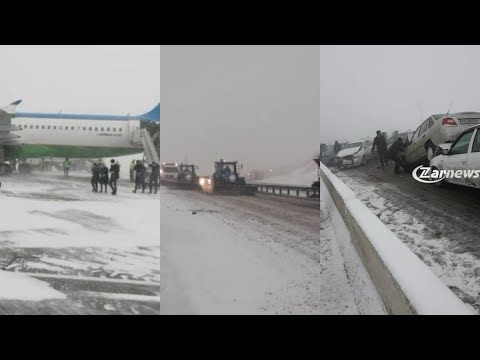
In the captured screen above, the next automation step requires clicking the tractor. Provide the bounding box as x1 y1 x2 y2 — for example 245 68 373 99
174 163 201 190
211 160 256 196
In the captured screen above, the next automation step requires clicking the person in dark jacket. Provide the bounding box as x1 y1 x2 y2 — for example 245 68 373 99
149 162 160 194
371 130 388 170
387 138 408 174
133 160 146 193
99 164 109 193
109 159 120 195
333 141 342 155
91 163 100 192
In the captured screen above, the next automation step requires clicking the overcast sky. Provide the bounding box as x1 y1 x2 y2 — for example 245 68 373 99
320 45 480 144
160 45 319 173
0 45 160 116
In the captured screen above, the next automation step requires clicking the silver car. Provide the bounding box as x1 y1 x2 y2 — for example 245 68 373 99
402 112 480 167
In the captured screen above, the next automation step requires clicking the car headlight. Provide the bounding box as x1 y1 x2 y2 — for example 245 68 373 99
200 178 205 186
353 153 361 158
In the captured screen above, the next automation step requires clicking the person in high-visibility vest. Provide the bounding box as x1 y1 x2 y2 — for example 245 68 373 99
63 158 71 177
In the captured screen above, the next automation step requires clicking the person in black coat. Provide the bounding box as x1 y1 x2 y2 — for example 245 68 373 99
91 163 100 192
333 140 342 155
133 160 147 193
99 165 109 193
387 138 408 174
149 162 160 194
109 159 120 195
371 130 388 170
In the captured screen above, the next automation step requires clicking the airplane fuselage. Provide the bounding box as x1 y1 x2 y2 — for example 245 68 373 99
10 114 144 158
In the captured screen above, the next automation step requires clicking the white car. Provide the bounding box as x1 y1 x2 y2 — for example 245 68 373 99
430 124 480 188
402 112 480 167
336 139 374 168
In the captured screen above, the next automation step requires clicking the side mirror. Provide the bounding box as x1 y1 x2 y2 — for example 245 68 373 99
442 148 449 156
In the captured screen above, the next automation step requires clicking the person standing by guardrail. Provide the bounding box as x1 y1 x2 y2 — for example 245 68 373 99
372 130 388 170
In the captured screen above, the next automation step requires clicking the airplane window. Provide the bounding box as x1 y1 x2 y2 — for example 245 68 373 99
47 126 51 130
119 128 122 132
89 127 92 131
41 125 45 129
83 127 86 131
113 128 116 132
95 127 98 131
59 126 63 130
107 127 110 131
53 126 56 130
30 125 33 129
71 126 74 130
36 125 39 129
101 127 104 131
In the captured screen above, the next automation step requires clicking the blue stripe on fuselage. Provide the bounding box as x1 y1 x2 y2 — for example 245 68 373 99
15 112 157 122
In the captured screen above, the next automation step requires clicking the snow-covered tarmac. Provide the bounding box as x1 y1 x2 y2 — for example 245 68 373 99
0 170 160 314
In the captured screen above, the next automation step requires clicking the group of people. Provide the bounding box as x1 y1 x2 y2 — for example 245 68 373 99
129 159 160 194
371 130 408 174
91 159 120 195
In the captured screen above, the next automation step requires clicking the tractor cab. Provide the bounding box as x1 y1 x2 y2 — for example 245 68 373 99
211 159 256 195
176 164 199 184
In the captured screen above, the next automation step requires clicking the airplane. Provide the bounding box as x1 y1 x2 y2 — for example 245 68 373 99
0 101 160 161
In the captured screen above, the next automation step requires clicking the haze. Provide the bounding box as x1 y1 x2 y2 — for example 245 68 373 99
320 45 480 144
160 45 319 174
0 45 160 116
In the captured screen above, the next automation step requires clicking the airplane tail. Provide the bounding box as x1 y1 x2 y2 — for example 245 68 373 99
138 103 160 122
1 100 22 116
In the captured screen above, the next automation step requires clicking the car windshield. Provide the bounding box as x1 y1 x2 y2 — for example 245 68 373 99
344 142 363 150
163 167 178 172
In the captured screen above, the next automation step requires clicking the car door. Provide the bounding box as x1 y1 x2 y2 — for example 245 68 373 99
443 129 475 186
405 126 420 163
412 119 430 161
466 128 480 187
364 140 373 159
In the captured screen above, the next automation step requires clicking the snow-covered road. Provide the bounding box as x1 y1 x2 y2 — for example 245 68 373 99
331 161 480 313
160 187 381 314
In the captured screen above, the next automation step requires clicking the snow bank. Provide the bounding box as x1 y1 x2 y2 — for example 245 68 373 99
0 271 65 301
320 162 472 315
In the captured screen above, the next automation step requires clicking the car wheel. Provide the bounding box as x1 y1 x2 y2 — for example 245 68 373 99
431 167 447 188
425 140 436 162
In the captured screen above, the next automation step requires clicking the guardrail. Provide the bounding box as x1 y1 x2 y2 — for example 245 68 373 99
251 183 319 198
320 162 472 315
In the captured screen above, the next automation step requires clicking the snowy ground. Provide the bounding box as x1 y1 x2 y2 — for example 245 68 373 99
160 187 325 314
161 185 379 314
330 159 480 313
320 196 385 314
0 170 159 314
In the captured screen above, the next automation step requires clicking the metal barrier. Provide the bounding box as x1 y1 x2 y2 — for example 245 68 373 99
252 183 319 198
